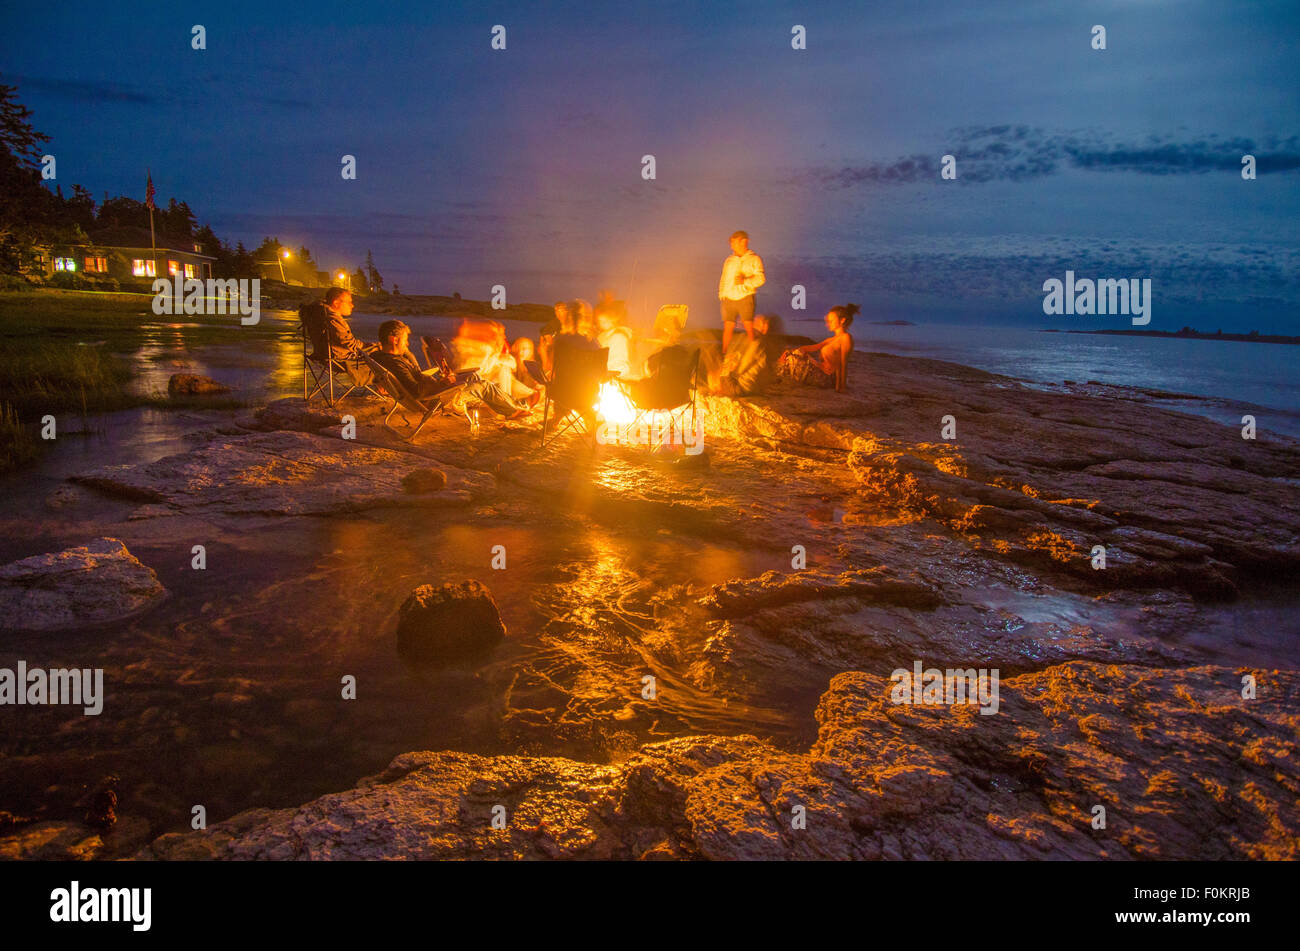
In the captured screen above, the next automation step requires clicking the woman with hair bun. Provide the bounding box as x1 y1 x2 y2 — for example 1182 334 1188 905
777 303 858 392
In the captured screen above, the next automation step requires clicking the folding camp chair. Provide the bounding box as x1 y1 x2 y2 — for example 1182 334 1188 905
300 307 381 406
536 345 609 448
621 346 701 443
359 352 471 441
653 304 689 337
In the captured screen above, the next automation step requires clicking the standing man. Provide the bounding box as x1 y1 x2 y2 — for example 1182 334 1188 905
718 230 766 353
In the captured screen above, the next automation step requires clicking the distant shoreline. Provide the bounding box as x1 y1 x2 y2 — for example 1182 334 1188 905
1042 328 1300 346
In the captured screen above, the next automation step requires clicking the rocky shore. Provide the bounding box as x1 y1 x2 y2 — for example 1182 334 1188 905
3 350 1297 860
139 663 1298 860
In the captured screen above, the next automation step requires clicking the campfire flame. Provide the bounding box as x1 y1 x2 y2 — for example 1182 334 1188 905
595 381 637 425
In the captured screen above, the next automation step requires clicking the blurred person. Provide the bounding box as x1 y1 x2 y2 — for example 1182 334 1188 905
373 320 527 418
595 292 635 378
538 303 565 376
703 312 779 396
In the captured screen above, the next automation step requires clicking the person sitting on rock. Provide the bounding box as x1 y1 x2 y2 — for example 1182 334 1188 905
702 313 780 397
373 320 528 419
777 304 857 392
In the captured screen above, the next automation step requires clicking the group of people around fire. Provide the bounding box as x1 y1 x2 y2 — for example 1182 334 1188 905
302 229 858 426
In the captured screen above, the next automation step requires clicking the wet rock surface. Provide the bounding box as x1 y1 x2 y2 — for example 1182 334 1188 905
0 538 165 632
139 663 1298 860
70 430 494 516
8 350 1298 860
702 355 1300 601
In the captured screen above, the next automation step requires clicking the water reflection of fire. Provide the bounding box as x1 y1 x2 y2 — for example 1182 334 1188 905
595 381 637 425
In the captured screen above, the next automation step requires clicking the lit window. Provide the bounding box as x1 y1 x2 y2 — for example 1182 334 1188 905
168 260 180 276
132 259 157 277
184 263 197 279
55 257 76 271
84 256 108 273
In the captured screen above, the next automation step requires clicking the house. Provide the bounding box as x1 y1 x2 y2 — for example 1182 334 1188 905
23 227 215 285
88 227 215 283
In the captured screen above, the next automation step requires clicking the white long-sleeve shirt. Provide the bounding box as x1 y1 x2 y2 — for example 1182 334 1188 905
718 249 766 301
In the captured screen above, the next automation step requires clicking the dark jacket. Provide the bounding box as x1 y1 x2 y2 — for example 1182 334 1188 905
302 301 366 362
373 349 454 399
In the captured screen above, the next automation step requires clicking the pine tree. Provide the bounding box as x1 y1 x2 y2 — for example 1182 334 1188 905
364 250 383 292
0 83 48 167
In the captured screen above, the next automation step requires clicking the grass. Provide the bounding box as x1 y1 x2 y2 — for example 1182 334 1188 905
0 402 39 473
0 339 135 418
0 288 291 473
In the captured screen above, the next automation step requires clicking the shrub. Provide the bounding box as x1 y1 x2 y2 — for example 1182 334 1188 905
47 271 88 290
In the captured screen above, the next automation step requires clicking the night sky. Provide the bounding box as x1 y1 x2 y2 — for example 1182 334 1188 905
4 0 1298 330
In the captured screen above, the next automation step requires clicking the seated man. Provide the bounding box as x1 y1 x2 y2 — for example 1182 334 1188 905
302 287 377 387
372 320 527 419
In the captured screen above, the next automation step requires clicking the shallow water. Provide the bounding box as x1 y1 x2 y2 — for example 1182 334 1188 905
0 357 812 838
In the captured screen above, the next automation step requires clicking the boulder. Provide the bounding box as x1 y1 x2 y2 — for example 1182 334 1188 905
402 468 448 494
0 538 166 632
396 580 506 665
167 373 232 396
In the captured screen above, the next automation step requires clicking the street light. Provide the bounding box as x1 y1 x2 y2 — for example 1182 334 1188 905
261 249 290 282
337 271 350 291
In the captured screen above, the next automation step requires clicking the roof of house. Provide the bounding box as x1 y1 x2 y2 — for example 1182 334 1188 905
88 227 216 258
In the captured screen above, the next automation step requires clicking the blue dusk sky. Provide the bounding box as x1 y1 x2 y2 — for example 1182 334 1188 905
3 0 1298 331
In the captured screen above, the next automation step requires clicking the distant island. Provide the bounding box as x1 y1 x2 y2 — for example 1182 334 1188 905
1041 327 1300 346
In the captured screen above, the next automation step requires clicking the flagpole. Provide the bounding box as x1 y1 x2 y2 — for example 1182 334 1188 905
147 168 156 279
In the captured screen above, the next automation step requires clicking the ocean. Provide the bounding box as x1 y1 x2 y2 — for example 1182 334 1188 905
787 319 1300 440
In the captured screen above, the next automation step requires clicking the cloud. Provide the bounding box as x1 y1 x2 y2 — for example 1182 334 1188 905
6 74 157 105
6 74 313 111
803 128 1300 186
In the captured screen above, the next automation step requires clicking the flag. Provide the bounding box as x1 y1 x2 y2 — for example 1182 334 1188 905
145 172 156 211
